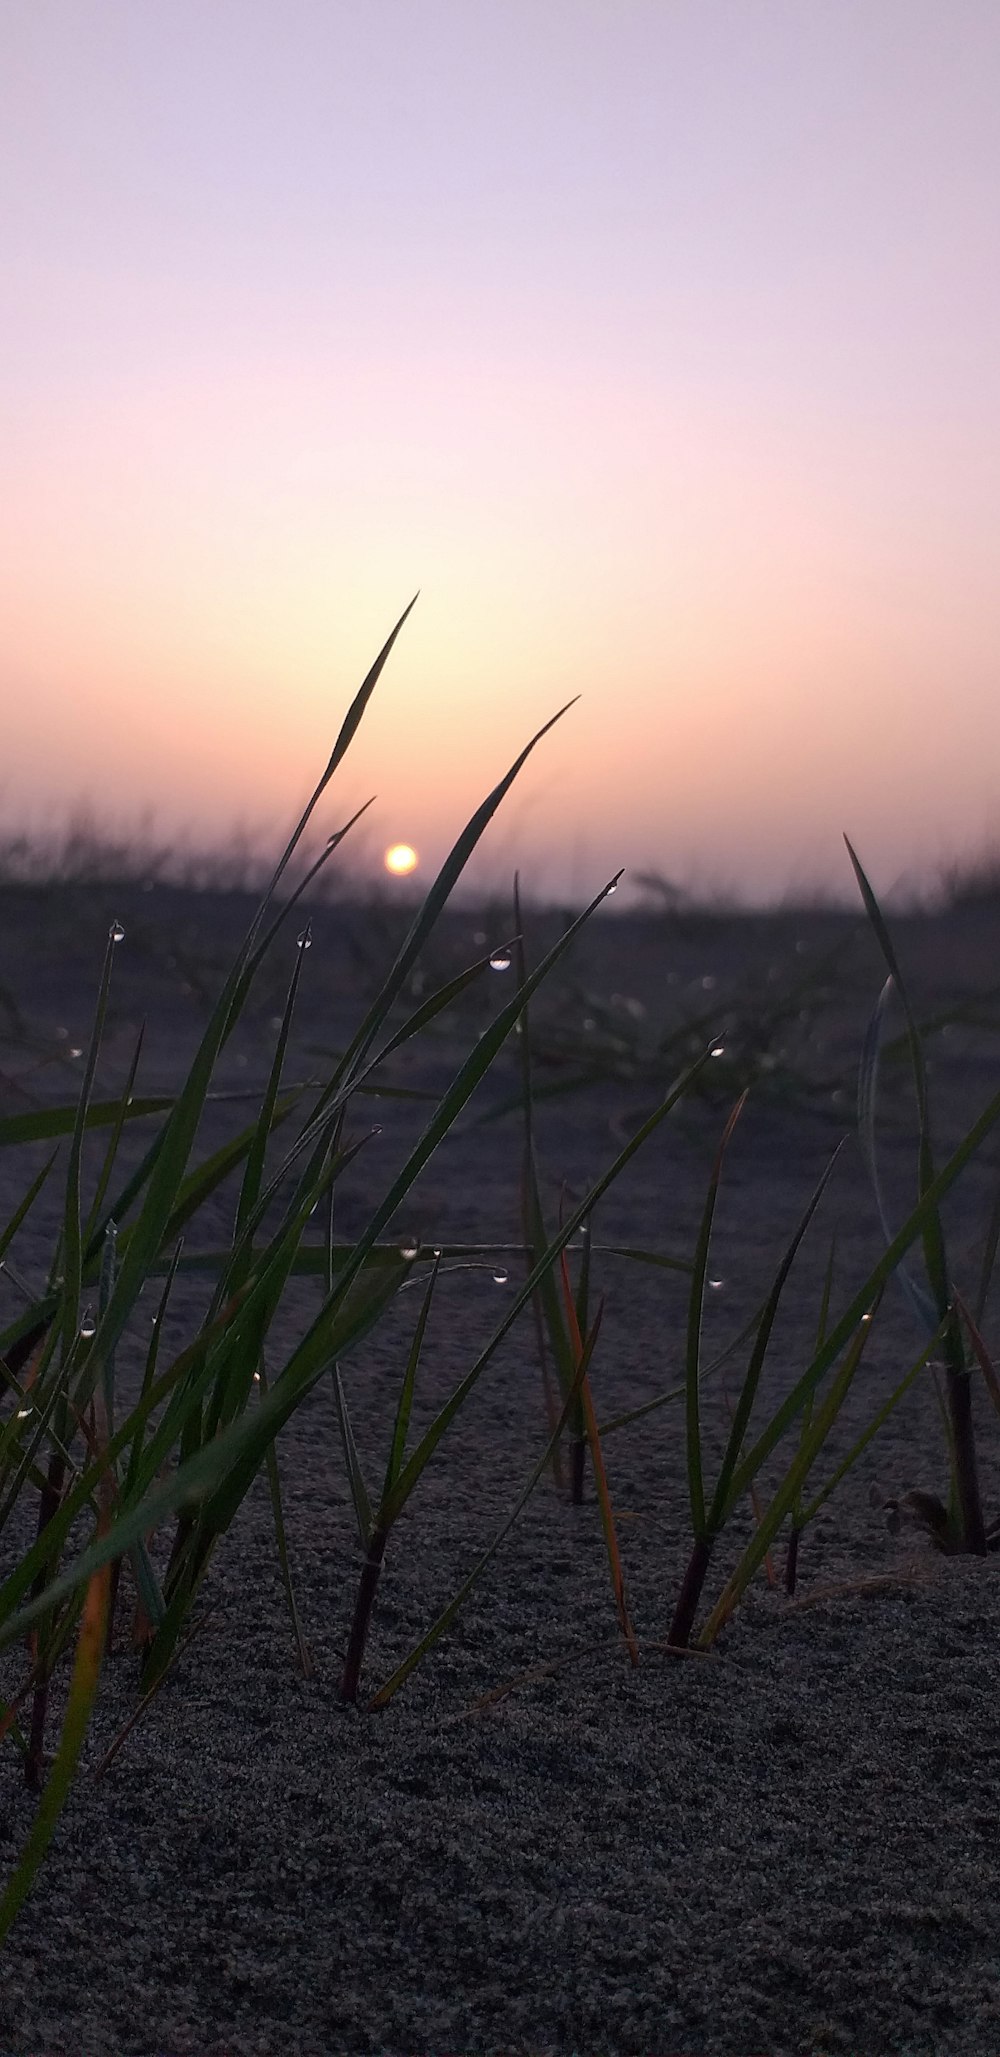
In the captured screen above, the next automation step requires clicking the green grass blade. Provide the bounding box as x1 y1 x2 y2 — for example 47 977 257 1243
380 1253 441 1504
83 1022 146 1248
305 699 580 1120
0 1097 174 1152
725 1077 1000 1508
858 975 938 1328
686 1093 747 1535
706 1142 844 1532
797 1311 945 1528
59 925 120 1368
697 1301 881 1646
381 1042 718 1525
256 1363 312 1676
0 1154 57 1264
82 615 413 1376
332 1362 375 1548
229 937 312 1290
0 1455 113 1945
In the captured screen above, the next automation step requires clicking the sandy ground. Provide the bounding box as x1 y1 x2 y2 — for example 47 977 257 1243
2 879 1000 2056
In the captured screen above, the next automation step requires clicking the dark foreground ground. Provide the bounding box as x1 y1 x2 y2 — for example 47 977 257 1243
2 880 1000 2057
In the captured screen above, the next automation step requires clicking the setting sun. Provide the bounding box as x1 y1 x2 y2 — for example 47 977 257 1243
384 842 418 877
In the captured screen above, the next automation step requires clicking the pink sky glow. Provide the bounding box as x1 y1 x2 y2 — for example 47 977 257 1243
3 1 1000 905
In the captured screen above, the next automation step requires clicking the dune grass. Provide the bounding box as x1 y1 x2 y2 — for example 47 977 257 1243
2 606 1000 1944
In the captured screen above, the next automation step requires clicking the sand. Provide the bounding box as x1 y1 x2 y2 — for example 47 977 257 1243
2 879 1000 2057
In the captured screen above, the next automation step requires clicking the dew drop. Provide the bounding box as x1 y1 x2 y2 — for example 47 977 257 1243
297 927 312 951
432 1247 442 1260
80 1310 97 1338
709 1279 724 1291
606 879 619 895
400 1238 419 1260
710 1043 725 1059
70 1047 83 1059
369 1124 382 1138
492 1266 509 1285
489 950 511 972
109 920 125 943
16 1406 32 1420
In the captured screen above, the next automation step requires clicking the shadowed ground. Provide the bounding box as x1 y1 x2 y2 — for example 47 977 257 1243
2 882 1000 2056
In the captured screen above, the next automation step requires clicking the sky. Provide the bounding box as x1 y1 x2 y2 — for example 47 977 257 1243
3 0 1000 906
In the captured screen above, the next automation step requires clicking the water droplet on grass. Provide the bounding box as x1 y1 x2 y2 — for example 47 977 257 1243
109 920 125 943
489 950 511 972
80 1310 96 1337
709 1279 724 1291
492 1266 509 1285
710 1043 725 1059
297 928 312 950
400 1238 419 1260
70 1047 83 1059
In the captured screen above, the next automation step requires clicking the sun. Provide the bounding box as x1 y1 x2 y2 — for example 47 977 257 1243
384 842 418 877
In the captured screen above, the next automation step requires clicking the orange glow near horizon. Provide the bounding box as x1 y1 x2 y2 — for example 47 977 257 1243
3 6 1000 905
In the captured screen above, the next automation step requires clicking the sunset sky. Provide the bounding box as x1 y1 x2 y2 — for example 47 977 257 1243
3 1 1000 905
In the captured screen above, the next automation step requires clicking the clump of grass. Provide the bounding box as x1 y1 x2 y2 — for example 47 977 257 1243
0 603 731 1930
3 618 1000 1947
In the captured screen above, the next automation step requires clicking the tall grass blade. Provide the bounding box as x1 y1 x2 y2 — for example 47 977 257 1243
0 1405 113 1943
847 836 985 1551
558 1276 638 1664
685 1094 747 1538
